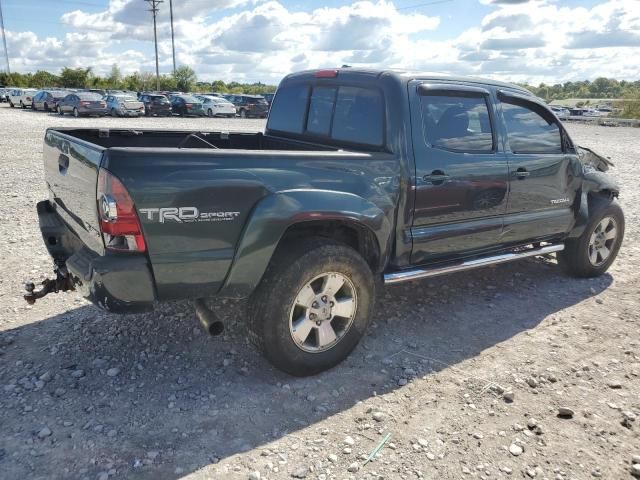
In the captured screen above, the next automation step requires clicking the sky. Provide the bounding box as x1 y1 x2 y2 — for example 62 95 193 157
1 0 639 85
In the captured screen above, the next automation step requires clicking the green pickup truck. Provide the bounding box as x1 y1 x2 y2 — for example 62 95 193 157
27 68 624 376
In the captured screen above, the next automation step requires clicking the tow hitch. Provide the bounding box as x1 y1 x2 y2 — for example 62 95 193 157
24 261 79 305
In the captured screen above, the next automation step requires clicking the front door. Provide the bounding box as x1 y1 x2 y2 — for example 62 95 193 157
497 91 582 244
409 82 509 265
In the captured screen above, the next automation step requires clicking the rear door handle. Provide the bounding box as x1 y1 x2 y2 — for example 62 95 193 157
423 170 450 185
515 168 529 179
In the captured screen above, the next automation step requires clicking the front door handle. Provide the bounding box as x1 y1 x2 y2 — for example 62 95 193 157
423 170 450 185
515 168 530 179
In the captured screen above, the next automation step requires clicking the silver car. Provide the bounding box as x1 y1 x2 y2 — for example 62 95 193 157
105 94 145 117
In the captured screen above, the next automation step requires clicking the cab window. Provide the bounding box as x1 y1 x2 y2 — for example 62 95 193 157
501 100 562 154
419 93 494 153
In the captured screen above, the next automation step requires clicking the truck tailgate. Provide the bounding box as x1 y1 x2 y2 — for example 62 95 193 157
43 129 105 255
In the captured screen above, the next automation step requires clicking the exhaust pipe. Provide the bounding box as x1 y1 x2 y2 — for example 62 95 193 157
193 299 224 336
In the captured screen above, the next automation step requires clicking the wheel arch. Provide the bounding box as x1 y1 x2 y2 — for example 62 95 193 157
568 171 620 239
218 190 393 298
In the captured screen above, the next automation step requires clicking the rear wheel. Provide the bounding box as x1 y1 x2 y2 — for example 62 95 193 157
558 199 624 278
9 102 14 108
248 239 375 376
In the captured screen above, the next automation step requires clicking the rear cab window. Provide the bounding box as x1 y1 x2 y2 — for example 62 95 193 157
267 82 385 149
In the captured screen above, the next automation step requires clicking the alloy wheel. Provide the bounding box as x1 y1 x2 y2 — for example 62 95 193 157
289 272 357 353
588 216 618 266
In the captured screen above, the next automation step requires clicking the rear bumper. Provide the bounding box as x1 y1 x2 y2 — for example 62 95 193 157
37 200 156 313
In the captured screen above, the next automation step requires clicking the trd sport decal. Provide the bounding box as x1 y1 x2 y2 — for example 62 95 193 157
139 207 240 223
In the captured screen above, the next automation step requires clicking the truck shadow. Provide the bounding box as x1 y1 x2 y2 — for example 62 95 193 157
0 258 612 479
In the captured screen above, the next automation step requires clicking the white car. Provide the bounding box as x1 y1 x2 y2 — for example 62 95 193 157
9 88 38 108
549 106 570 119
196 95 237 118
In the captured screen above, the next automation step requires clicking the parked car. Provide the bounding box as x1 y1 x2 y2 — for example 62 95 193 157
8 88 37 108
0 87 7 102
3 87 15 103
26 68 625 376
195 95 236 117
32 90 70 112
83 88 107 97
57 92 108 117
170 95 205 116
224 94 269 118
105 94 145 117
549 106 570 119
139 94 172 116
263 92 276 106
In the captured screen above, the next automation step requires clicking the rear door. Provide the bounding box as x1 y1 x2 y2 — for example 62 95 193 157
409 82 509 264
498 91 581 243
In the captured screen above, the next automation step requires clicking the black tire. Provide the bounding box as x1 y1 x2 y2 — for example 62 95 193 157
558 198 624 278
44 102 49 112
9 102 14 108
207 108 214 117
248 239 375 376
31 103 36 111
144 108 150 117
20 101 25 109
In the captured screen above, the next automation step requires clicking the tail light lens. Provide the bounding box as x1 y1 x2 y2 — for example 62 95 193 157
97 169 146 252
80 101 89 106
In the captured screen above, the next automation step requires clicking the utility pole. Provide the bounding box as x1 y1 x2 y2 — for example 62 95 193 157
169 0 176 74
0 0 10 75
144 0 163 91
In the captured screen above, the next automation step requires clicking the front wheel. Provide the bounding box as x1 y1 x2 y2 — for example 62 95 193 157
558 199 624 278
248 240 375 376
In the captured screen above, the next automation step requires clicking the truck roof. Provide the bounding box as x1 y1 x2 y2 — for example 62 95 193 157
283 67 533 96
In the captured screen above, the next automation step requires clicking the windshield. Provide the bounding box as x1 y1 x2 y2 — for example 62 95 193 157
180 96 200 103
116 96 137 102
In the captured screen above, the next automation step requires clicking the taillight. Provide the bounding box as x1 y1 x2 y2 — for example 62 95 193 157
26 96 31 100
97 169 146 252
80 101 89 106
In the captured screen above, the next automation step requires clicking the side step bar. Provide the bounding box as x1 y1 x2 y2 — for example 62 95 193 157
384 244 564 285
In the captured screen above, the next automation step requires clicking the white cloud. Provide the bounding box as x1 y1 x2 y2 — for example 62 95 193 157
5 0 640 84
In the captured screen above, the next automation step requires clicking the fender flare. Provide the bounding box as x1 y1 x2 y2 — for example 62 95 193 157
218 189 393 298
568 171 619 239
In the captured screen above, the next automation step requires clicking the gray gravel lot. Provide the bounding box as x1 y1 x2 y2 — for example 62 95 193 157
0 104 639 480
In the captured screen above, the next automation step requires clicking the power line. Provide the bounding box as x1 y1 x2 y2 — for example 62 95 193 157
144 0 163 91
0 0 9 74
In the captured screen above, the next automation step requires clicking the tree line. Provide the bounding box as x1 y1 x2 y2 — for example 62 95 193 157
0 64 277 94
520 77 640 101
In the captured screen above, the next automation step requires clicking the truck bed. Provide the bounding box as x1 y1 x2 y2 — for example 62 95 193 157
43 127 398 306
58 128 338 151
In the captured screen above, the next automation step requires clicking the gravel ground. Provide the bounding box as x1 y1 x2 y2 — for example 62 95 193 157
0 104 638 480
